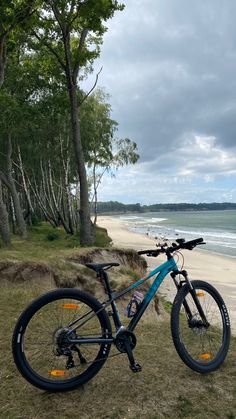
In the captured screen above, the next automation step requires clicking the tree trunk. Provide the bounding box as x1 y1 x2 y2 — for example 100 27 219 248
66 73 94 245
93 162 98 225
42 17 94 245
17 145 34 219
0 35 7 89
0 180 11 247
6 134 27 239
63 150 75 235
10 196 17 234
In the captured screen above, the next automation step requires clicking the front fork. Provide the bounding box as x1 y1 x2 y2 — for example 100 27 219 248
171 270 209 326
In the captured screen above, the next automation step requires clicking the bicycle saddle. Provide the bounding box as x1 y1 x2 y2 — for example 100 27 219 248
85 262 120 272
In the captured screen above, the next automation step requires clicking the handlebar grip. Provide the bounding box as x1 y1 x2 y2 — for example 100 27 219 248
137 249 160 257
183 238 204 249
137 250 150 255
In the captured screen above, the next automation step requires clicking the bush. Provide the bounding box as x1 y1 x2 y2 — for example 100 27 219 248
46 232 59 241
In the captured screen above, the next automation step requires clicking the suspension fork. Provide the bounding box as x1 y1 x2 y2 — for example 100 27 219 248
171 270 208 325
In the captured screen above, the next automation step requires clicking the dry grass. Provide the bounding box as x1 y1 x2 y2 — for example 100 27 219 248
1 278 236 419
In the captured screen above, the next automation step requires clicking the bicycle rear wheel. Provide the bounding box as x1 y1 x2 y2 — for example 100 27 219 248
171 280 230 373
12 288 112 392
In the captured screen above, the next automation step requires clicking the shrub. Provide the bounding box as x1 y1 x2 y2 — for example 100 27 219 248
46 232 59 241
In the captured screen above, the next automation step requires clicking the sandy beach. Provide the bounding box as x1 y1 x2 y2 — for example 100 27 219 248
98 215 236 332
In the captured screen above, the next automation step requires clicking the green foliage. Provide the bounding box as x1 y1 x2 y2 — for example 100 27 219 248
46 231 59 241
81 89 117 165
94 226 112 247
94 201 236 214
95 201 142 214
114 138 139 167
161 298 173 314
0 1 35 29
0 0 136 245
29 1 125 82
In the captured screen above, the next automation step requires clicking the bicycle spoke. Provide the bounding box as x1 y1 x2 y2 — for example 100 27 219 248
172 281 230 372
16 292 111 386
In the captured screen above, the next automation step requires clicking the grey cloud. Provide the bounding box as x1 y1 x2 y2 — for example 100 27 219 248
82 0 236 203
94 0 236 161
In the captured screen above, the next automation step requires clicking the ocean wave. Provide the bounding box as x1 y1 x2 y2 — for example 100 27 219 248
125 211 236 257
119 216 143 221
121 218 168 226
175 228 236 240
205 241 236 248
150 217 168 222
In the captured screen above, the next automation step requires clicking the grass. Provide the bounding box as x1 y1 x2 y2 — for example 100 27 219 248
1 278 236 419
160 297 173 314
0 222 112 262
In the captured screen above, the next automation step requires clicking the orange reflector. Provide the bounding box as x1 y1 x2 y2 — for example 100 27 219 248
48 370 66 377
62 303 80 309
196 292 205 297
198 353 213 360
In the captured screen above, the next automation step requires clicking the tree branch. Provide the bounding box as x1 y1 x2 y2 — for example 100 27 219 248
49 1 66 35
73 28 88 80
68 1 87 28
78 67 103 106
31 29 67 71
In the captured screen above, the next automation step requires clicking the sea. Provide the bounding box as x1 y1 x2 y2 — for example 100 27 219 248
119 210 236 258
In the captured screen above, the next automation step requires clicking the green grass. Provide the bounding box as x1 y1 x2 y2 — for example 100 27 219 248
1 278 236 419
0 222 112 262
161 297 173 314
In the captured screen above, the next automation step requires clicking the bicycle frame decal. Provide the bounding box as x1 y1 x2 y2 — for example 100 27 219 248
127 257 178 331
112 257 178 302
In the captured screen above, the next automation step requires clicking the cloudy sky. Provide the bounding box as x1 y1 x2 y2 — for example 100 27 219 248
84 0 236 204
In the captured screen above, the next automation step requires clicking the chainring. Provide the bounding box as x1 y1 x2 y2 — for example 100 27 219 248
115 330 137 353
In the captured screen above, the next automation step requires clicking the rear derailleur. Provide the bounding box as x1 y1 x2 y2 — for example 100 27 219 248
54 328 87 369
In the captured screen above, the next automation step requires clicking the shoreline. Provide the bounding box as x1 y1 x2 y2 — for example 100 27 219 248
98 215 236 332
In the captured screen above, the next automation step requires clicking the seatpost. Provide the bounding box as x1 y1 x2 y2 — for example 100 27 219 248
100 270 113 298
101 270 122 329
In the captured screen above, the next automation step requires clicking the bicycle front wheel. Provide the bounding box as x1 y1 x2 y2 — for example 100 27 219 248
171 280 230 373
12 288 112 392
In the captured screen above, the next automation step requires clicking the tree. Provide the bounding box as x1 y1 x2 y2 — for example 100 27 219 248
31 0 124 245
0 1 36 246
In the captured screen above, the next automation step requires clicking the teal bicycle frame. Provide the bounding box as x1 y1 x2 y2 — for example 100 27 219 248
68 256 178 344
116 256 178 331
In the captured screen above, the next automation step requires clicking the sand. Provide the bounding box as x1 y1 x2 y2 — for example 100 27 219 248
98 215 236 332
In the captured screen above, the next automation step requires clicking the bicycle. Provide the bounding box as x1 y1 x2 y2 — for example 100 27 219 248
12 237 231 392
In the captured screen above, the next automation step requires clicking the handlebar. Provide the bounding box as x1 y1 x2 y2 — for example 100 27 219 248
180 237 204 250
137 237 205 257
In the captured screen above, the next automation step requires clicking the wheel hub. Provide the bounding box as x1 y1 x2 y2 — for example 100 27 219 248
53 327 76 355
188 316 209 336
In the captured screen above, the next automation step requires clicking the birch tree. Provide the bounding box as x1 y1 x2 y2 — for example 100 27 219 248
31 0 124 245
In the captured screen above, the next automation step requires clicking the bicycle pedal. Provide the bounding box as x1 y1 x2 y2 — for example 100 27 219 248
130 362 142 373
